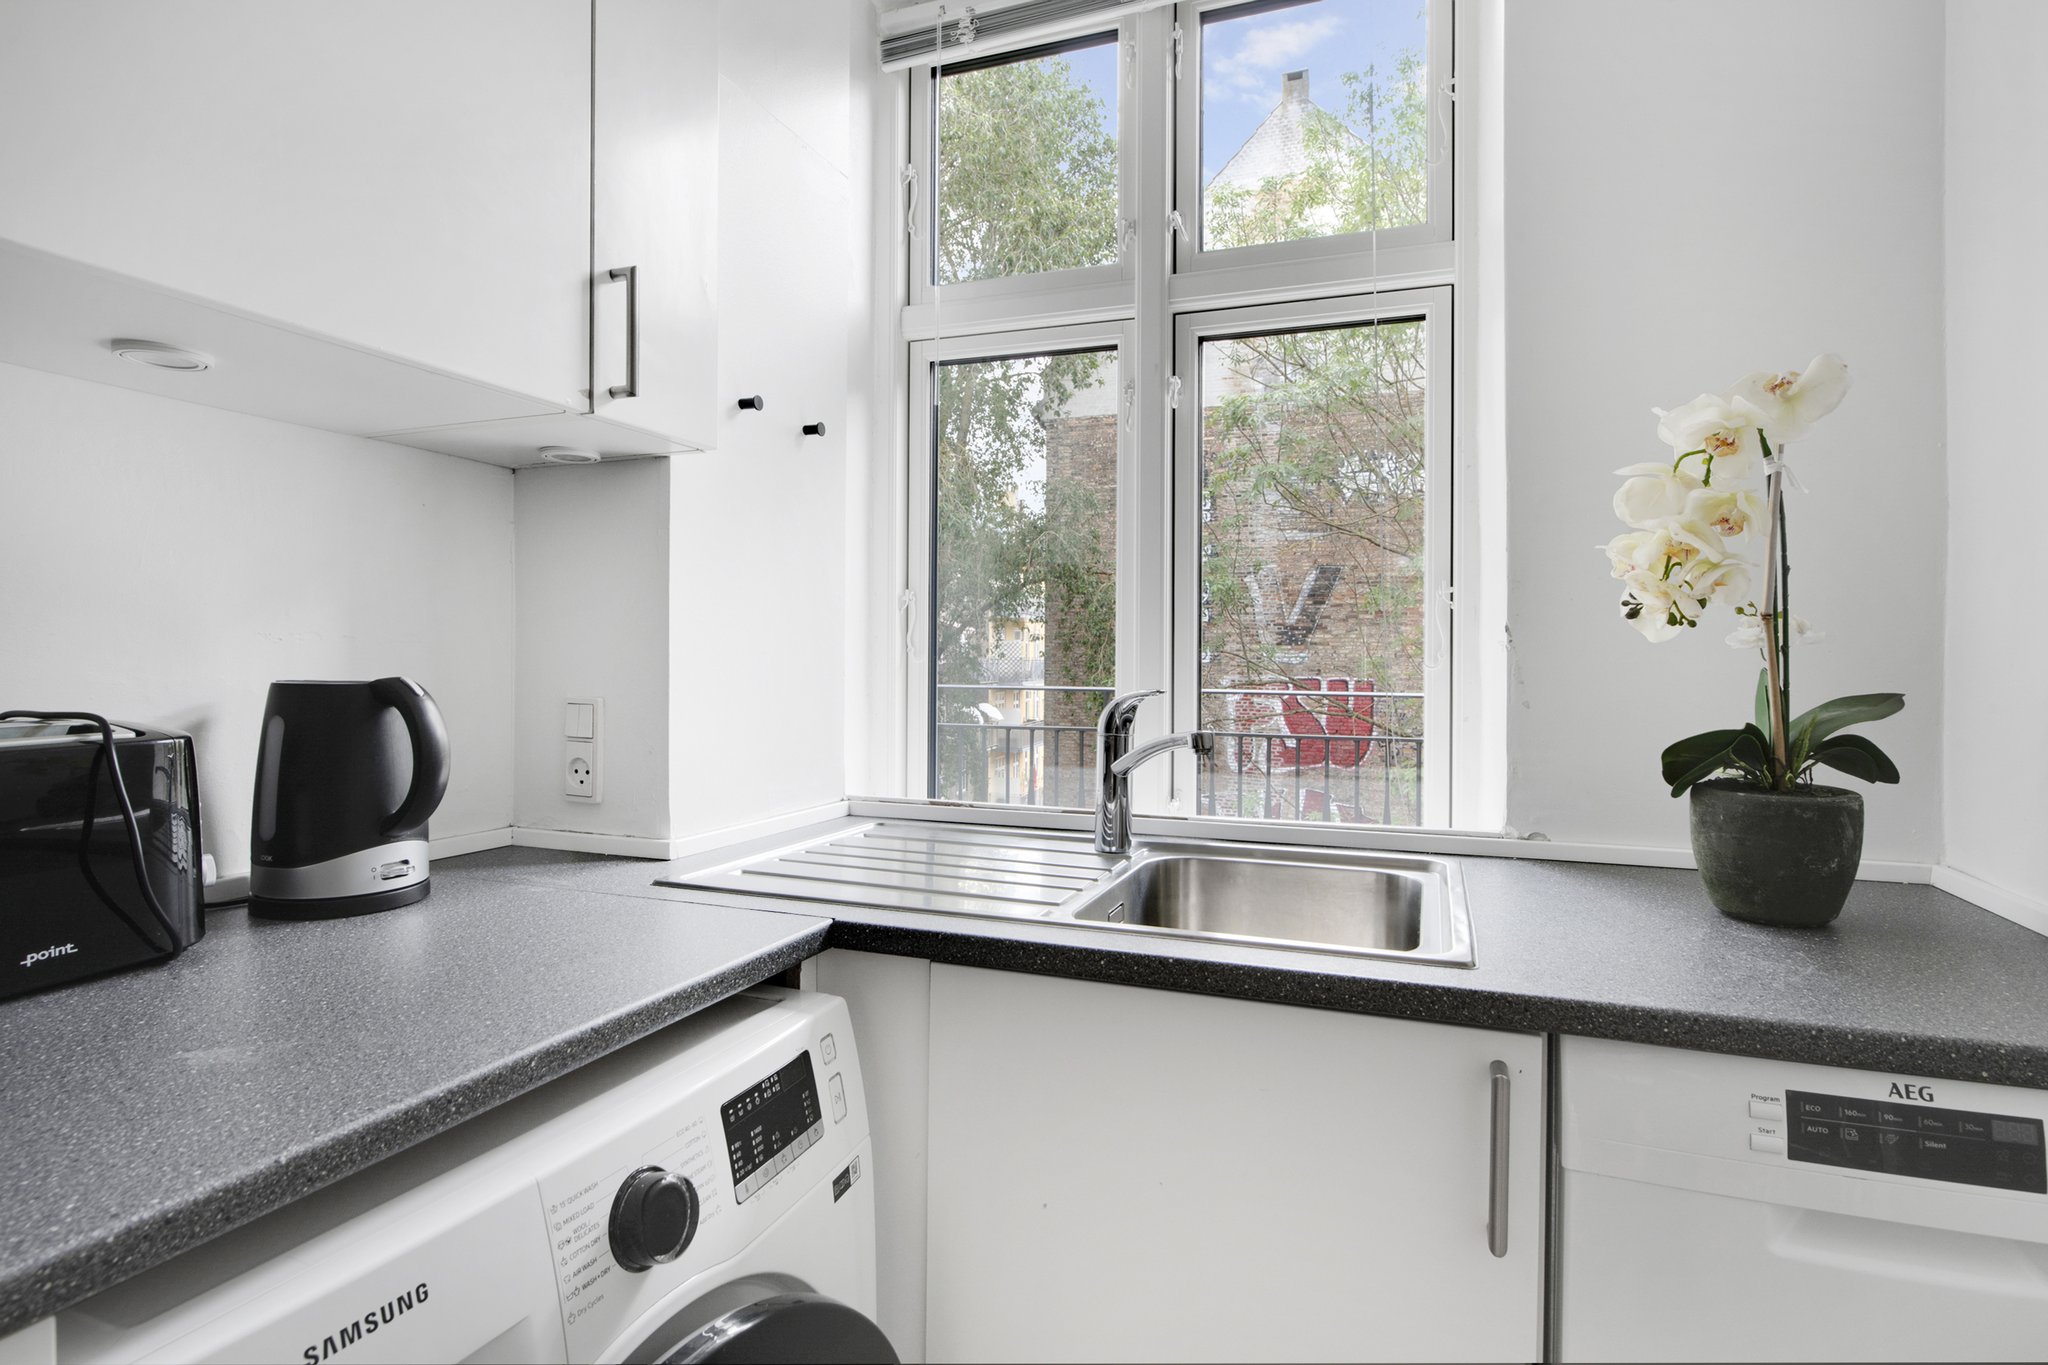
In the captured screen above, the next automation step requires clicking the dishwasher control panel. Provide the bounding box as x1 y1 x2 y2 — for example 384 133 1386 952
1781 1089 2046 1192
1564 1037 2048 1212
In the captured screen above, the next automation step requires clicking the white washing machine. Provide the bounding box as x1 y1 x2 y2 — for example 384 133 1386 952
54 988 894 1364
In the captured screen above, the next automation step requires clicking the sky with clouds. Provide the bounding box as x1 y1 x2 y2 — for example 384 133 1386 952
1201 1 1424 183
936 2 1426 212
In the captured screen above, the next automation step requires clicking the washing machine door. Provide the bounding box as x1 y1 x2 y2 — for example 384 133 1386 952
656 1293 896 1364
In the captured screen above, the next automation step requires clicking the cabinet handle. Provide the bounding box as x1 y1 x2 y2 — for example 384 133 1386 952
1487 1060 1510 1258
607 265 638 400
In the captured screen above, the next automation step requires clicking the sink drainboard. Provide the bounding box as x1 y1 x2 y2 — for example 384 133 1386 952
657 822 1121 917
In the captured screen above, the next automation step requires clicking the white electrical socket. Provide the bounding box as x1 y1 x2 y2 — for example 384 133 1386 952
565 743 597 799
563 697 604 801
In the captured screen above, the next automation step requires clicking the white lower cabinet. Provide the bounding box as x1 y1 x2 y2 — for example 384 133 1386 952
923 964 1545 1363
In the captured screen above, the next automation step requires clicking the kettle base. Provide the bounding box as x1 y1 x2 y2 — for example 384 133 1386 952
249 880 431 920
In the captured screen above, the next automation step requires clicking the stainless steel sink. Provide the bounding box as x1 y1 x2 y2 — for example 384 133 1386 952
1058 841 1474 966
659 821 1473 967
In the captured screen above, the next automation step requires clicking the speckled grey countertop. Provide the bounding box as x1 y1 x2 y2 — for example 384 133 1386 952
458 830 2048 1091
0 861 828 1337
12 826 2048 1337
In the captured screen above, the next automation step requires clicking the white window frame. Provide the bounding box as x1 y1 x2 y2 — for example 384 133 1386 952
1170 286 1454 827
1169 0 1455 309
879 0 1477 830
905 320 1141 797
906 23 1138 338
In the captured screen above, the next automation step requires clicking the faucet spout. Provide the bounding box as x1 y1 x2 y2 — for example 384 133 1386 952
1111 730 1214 777
1094 691 1210 855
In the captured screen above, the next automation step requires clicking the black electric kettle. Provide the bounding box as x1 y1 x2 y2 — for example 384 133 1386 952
249 677 450 918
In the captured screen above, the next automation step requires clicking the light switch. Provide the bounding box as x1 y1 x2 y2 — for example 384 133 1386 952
565 702 595 740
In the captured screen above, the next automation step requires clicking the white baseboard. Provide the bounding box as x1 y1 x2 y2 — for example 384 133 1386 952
509 827 681 860
1931 864 2048 939
431 827 514 859
663 801 850 860
509 802 851 863
203 872 249 906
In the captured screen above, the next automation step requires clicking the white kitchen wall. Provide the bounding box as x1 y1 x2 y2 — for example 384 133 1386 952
1502 0 1947 862
0 360 515 885
513 459 674 845
665 86 852 838
845 0 891 801
1941 1 2048 911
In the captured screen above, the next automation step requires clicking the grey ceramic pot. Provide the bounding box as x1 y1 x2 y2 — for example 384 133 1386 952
1688 778 1864 927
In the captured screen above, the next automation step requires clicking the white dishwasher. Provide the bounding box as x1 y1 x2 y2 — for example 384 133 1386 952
1559 1036 2048 1362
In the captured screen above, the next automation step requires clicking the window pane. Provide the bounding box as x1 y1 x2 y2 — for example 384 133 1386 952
1196 319 1427 825
937 36 1119 285
932 350 1118 806
1200 0 1429 252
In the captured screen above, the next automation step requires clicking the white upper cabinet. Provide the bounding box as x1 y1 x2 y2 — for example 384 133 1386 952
589 0 720 452
0 0 591 412
0 1 725 464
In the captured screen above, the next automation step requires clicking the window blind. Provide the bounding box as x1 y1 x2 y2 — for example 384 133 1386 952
878 0 1172 70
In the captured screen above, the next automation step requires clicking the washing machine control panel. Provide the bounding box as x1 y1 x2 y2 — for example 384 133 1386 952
533 994 864 1363
721 1050 826 1203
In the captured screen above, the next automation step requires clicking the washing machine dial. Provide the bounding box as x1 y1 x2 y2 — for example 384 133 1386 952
608 1166 700 1272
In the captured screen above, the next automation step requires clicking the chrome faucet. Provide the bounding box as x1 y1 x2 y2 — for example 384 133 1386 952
1094 690 1213 855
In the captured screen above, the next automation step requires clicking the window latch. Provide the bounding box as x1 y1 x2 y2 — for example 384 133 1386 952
1171 23 1183 81
1166 210 1188 250
1425 584 1453 670
902 163 920 240
1166 375 1182 410
899 588 919 658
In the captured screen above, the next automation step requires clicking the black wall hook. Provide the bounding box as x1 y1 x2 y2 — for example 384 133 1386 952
736 394 766 411
802 421 828 437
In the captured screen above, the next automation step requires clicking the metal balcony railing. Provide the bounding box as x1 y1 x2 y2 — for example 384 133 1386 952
930 683 1424 826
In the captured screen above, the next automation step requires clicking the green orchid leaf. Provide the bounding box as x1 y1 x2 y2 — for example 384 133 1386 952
1668 753 1737 797
1662 728 1745 784
1753 668 1772 735
1787 693 1905 749
1789 693 1903 776
1737 723 1772 768
1661 727 1760 797
1806 733 1902 785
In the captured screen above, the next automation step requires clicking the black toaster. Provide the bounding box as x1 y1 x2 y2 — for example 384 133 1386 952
0 713 204 1000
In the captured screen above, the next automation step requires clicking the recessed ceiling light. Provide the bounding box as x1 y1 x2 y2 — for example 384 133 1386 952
110 339 213 372
537 446 602 464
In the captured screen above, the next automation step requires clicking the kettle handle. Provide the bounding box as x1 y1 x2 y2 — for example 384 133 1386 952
372 677 450 836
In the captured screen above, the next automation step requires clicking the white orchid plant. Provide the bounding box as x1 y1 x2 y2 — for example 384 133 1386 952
1601 355 1905 797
